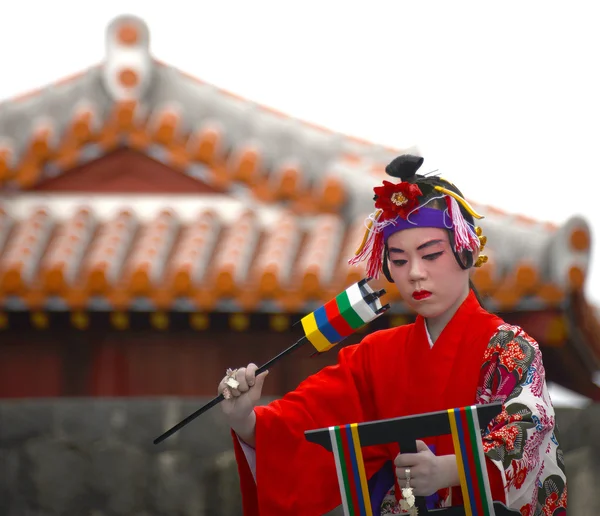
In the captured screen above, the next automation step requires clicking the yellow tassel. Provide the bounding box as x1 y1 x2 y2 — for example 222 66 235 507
434 186 484 220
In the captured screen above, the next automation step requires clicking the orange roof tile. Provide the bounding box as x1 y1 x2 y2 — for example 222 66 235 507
0 197 592 315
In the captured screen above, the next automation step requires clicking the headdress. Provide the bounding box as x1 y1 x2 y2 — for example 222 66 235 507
349 155 488 279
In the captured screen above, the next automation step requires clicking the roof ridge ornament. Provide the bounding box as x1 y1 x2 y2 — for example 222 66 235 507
102 15 152 102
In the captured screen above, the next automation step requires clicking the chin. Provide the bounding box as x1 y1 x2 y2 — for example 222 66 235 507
408 300 446 319
417 307 446 319
406 298 442 317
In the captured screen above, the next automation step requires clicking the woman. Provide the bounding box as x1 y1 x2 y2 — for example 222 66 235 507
218 155 567 515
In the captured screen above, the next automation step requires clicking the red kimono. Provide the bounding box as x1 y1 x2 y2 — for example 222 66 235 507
232 291 512 514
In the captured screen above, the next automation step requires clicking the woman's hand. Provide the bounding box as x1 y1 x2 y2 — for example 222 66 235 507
394 441 459 497
218 363 269 446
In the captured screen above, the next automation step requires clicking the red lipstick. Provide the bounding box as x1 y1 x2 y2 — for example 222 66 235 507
412 290 432 300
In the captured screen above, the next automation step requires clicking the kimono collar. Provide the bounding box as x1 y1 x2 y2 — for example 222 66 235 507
417 289 483 346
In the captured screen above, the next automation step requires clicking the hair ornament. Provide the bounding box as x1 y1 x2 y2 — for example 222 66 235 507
446 196 480 253
474 255 488 268
433 185 484 220
349 155 490 278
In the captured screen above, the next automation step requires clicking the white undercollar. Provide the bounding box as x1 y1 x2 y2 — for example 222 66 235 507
424 321 434 348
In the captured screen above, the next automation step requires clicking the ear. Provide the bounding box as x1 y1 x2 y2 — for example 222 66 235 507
465 245 484 270
462 249 475 269
451 246 472 270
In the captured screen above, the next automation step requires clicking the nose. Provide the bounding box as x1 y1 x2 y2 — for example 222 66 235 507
408 259 426 283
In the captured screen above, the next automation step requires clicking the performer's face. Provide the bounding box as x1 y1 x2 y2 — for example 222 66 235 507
386 227 471 319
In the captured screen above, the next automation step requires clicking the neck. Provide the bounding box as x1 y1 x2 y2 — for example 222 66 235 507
425 285 471 342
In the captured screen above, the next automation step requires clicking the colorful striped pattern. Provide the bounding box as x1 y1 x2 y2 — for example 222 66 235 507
329 423 373 516
301 282 381 352
447 406 495 516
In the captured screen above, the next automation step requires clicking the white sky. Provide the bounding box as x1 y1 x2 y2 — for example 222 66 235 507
1 0 599 305
1 0 597 404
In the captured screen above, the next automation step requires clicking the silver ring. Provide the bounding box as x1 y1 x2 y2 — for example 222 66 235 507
225 368 240 389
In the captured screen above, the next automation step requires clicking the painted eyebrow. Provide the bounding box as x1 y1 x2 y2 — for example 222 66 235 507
388 239 445 254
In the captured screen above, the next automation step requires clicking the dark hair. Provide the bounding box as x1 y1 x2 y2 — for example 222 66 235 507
382 155 484 305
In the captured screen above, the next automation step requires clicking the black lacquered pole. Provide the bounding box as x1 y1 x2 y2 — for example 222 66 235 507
153 335 310 444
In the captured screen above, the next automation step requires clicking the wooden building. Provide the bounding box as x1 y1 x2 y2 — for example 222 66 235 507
0 15 598 401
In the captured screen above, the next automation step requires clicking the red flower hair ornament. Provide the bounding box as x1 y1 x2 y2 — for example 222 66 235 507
373 180 423 221
349 180 424 279
349 155 487 279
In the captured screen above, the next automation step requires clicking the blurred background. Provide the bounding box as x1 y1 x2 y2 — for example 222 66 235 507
0 2 598 515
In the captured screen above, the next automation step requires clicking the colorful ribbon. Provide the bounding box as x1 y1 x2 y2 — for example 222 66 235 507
329 423 373 516
447 405 495 516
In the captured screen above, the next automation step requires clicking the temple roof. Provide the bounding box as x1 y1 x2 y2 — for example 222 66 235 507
0 186 591 315
0 15 598 398
0 14 591 312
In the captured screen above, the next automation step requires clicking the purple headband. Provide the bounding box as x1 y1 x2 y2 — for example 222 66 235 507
382 207 453 242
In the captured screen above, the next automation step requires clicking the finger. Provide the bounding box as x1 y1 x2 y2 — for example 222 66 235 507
395 466 416 481
222 386 232 400
416 440 430 453
223 368 243 397
235 367 249 393
248 370 269 400
255 370 268 387
410 479 431 497
394 453 419 468
246 363 259 387
217 376 229 395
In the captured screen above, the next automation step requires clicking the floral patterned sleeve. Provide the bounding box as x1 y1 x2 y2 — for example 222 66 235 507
475 324 567 516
